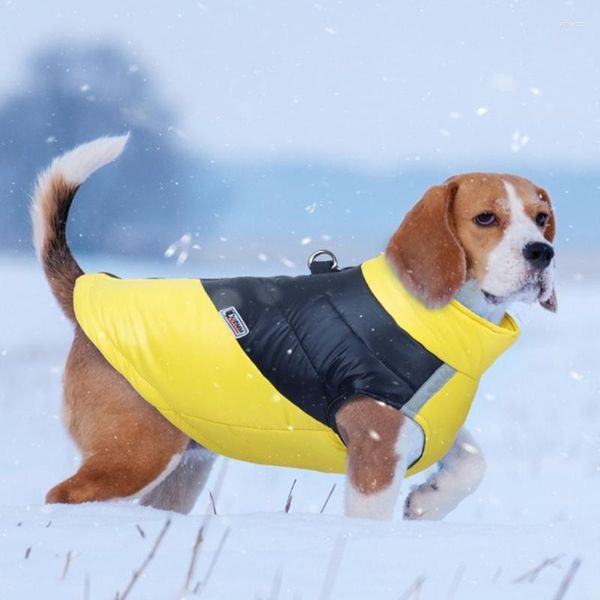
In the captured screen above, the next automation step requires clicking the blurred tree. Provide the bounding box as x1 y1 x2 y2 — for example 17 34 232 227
0 42 227 257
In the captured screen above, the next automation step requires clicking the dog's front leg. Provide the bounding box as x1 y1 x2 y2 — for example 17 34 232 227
404 428 485 520
335 398 409 520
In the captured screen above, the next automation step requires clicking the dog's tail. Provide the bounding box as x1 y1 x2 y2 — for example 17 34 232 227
30 135 129 320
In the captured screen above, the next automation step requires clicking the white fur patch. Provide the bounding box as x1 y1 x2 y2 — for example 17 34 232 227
480 181 553 301
52 134 129 186
30 135 129 260
345 472 401 520
345 419 423 520
125 452 183 501
404 429 486 520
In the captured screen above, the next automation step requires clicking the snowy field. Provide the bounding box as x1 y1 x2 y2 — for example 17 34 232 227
1 255 599 599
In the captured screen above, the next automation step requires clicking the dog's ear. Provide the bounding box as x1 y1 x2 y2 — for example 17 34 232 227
536 187 558 312
386 181 466 308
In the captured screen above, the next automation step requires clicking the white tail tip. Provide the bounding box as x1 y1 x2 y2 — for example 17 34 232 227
31 134 129 260
52 134 130 185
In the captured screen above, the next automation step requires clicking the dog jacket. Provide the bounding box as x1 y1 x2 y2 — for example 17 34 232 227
73 255 519 475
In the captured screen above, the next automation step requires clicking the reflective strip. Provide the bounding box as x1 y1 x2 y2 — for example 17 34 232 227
401 364 456 419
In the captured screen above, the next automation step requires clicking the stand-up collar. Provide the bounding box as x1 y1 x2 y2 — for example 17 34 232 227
361 255 520 379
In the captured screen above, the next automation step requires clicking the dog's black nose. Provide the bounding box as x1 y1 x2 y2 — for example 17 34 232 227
523 242 554 270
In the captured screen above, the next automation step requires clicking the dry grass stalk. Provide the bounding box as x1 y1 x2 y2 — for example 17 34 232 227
207 458 229 515
317 536 346 600
285 479 297 514
61 550 73 580
24 547 31 560
553 557 582 600
320 484 336 514
116 517 171 600
84 573 90 600
194 526 231 596
398 576 425 600
178 526 205 598
135 524 146 539
209 491 217 516
269 567 283 600
446 564 464 599
513 555 563 583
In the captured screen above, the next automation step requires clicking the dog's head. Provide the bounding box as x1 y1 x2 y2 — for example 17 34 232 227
386 173 557 311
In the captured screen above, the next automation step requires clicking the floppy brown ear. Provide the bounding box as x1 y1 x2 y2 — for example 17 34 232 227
536 187 558 312
386 181 466 307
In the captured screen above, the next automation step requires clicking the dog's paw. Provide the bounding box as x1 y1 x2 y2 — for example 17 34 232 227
404 482 449 521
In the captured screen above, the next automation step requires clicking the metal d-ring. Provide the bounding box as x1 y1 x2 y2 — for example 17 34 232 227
307 249 339 271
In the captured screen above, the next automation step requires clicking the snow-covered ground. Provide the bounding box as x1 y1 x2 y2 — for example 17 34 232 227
1 255 599 599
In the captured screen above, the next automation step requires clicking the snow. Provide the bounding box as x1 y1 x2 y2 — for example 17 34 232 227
1 256 599 599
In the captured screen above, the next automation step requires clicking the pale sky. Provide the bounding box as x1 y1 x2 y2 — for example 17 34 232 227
1 1 599 168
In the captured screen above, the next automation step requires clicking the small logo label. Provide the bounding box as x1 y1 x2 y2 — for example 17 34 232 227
220 306 249 339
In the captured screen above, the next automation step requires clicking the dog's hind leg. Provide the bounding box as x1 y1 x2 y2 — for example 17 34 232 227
46 329 190 507
139 442 216 514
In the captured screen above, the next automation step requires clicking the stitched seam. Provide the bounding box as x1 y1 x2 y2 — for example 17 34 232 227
174 407 343 434
257 277 332 401
323 293 419 395
89 327 338 435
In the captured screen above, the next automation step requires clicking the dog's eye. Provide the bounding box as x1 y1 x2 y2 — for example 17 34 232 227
535 212 549 227
473 212 498 227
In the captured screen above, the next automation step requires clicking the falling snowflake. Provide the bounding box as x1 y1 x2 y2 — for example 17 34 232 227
569 370 584 381
511 131 530 153
164 233 193 266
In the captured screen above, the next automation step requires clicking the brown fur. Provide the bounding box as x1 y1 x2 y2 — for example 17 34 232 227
336 398 405 495
386 181 466 307
46 329 188 504
36 176 83 320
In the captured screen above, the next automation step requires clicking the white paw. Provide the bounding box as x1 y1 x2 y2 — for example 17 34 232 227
404 482 454 521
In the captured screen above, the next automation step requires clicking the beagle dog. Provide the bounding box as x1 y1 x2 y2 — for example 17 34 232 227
31 136 556 520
